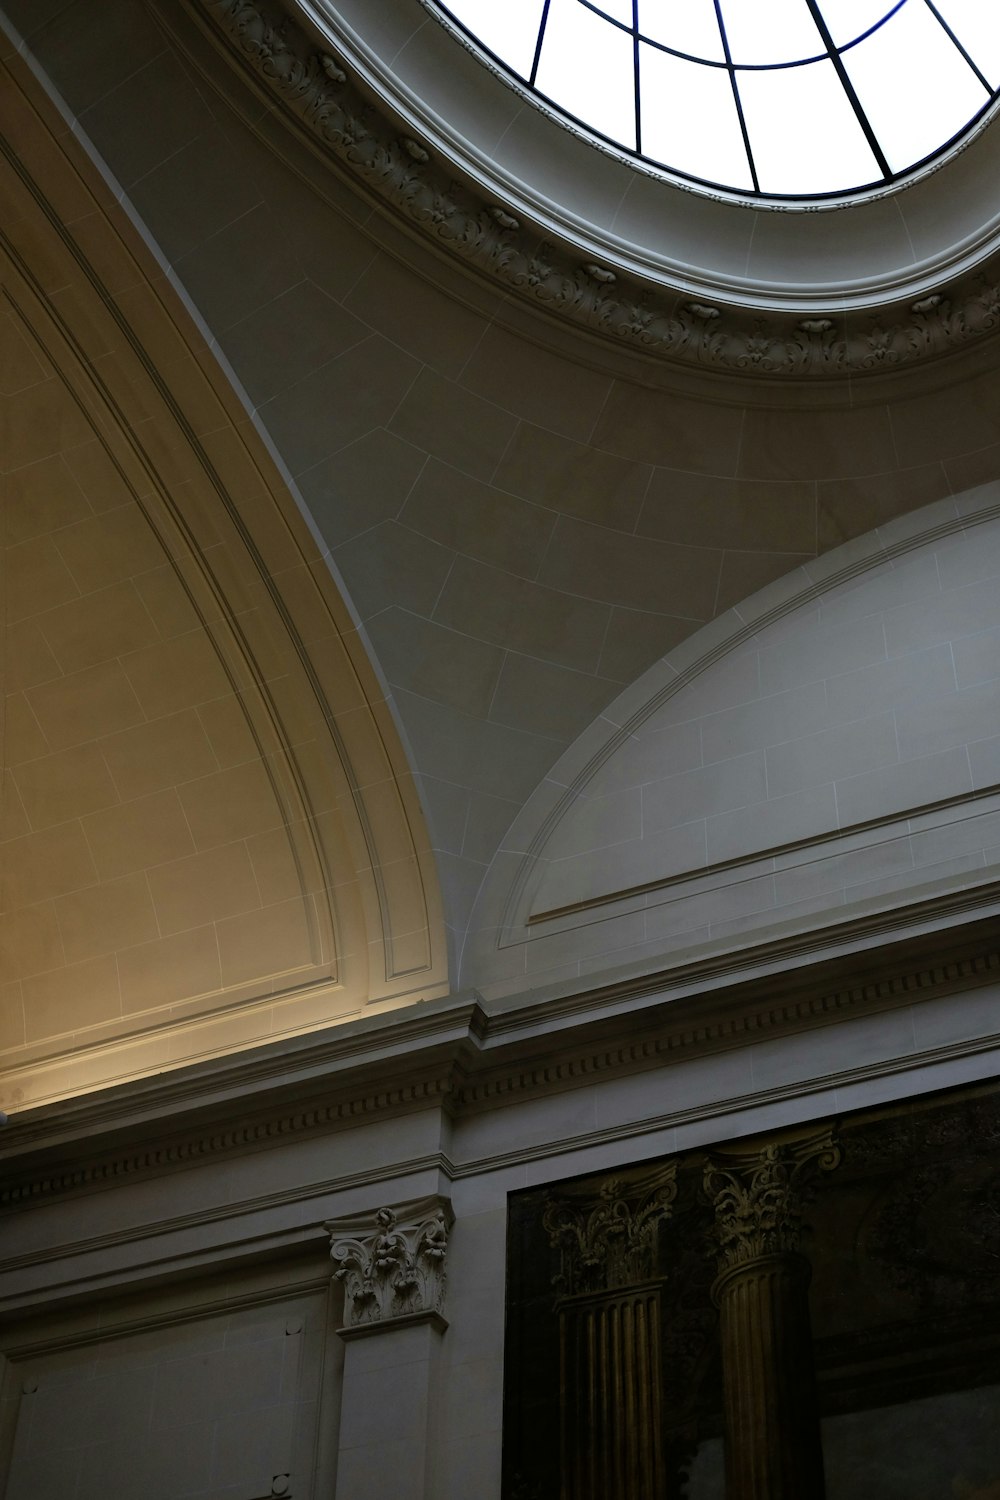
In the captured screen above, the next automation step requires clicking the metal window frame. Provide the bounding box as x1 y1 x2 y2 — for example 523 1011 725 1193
435 0 1000 201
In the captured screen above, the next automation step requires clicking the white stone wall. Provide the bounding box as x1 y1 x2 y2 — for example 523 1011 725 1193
466 490 1000 993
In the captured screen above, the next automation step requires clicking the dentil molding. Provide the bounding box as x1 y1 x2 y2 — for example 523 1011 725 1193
192 0 1000 381
2 896 999 1211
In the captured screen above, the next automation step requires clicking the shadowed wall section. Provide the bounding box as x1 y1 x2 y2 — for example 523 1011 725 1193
0 55 446 1112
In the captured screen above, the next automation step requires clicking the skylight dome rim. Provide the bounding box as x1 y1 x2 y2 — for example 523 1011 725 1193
291 0 1000 320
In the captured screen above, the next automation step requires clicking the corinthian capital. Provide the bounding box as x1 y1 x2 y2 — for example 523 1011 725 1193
542 1163 678 1296
704 1130 840 1272
324 1196 452 1335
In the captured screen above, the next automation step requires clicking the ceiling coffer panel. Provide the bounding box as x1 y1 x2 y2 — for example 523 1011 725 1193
0 55 446 1112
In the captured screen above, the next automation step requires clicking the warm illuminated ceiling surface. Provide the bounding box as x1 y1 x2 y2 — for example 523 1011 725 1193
432 0 1000 198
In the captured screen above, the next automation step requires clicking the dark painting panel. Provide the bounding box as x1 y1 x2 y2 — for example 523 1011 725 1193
503 1081 1000 1499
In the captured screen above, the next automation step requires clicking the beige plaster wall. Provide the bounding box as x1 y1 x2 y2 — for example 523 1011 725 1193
0 48 447 1111
2 300 313 1041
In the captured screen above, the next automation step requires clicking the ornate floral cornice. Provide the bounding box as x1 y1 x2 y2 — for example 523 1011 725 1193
325 1196 452 1334
543 1164 678 1295
704 1130 841 1272
197 0 1000 380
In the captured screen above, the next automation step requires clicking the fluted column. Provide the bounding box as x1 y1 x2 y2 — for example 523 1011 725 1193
543 1165 678 1500
703 1131 840 1500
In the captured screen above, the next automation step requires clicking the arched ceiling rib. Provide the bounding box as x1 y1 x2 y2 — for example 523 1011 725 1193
0 45 446 1110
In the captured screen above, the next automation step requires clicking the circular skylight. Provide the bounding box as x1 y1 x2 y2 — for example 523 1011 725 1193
431 0 1000 199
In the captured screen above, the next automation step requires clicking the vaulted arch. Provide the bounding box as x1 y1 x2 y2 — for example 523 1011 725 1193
0 55 446 1112
464 490 1000 992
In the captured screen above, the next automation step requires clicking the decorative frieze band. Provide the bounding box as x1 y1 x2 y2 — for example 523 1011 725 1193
325 1196 453 1335
2 933 998 1210
200 0 1000 381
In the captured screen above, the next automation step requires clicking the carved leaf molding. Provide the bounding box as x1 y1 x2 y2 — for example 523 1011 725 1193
326 1198 452 1330
543 1164 679 1295
199 0 1000 380
704 1131 842 1271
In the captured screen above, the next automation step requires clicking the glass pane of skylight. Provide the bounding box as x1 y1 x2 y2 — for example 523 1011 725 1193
638 0 726 63
844 0 989 170
440 0 546 79
535 0 637 149
431 0 1000 198
934 0 1000 89
590 0 635 27
740 56 882 193
821 0 901 48
640 42 753 188
719 0 824 64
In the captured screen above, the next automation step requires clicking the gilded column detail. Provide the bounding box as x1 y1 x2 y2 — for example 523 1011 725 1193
704 1130 841 1500
543 1166 678 1500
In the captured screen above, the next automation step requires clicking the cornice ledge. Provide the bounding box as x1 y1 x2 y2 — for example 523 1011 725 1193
483 876 1000 1041
0 1070 456 1211
0 993 488 1154
2 899 999 1209
456 943 1000 1110
189 0 1000 381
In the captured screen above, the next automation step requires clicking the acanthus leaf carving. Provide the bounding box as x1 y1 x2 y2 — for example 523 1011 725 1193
325 1196 452 1332
703 1129 840 1272
542 1163 678 1296
402 136 430 163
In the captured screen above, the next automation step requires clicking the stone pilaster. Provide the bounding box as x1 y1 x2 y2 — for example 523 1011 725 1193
543 1166 678 1500
324 1198 452 1500
704 1131 840 1500
325 1198 451 1337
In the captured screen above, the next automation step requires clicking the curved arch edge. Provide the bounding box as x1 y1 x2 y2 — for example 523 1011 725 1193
462 484 1000 993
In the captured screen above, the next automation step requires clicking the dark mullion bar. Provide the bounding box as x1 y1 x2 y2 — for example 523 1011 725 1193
529 0 552 86
803 0 892 178
838 0 908 58
576 0 905 70
713 0 759 192
435 0 994 201
632 0 642 154
922 0 993 94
